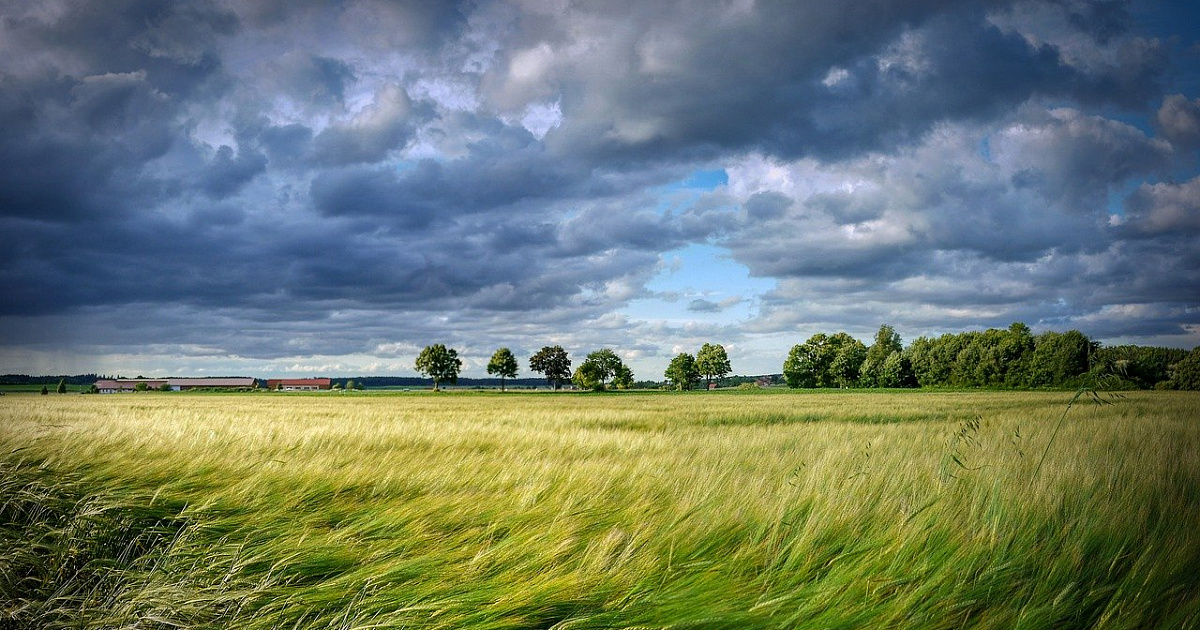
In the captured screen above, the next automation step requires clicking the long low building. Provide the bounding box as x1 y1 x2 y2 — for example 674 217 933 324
94 377 256 392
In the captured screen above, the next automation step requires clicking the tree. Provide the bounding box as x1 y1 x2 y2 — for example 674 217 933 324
879 351 918 388
529 345 572 390
573 349 625 391
828 333 867 388
345 379 356 391
783 332 866 388
573 361 606 390
40 385 48 395
414 344 462 391
695 343 732 389
612 363 634 390
134 382 149 392
665 352 699 390
1170 347 1200 390
783 336 824 388
1029 330 1094 387
56 378 67 394
487 347 519 392
860 324 903 387
158 382 173 392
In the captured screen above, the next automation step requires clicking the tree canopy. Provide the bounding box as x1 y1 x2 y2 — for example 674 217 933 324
486 347 519 392
783 332 866 388
665 352 699 390
695 343 732 389
414 344 462 391
573 349 627 391
529 345 572 390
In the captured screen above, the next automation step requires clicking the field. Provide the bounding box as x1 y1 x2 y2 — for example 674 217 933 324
2 389 1199 629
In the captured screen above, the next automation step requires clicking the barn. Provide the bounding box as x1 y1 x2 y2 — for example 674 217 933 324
266 378 332 391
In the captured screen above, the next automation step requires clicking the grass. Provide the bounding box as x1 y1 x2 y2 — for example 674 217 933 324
1 389 1198 629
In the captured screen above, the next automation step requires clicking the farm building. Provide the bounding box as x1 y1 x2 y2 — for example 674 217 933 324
266 378 332 391
93 377 256 393
168 378 256 390
95 379 168 393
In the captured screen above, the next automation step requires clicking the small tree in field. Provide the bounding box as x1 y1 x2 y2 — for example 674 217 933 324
56 379 67 394
696 343 732 389
665 353 699 390
572 360 607 391
40 385 49 395
415 344 462 391
530 345 572 390
572 349 629 391
487 347 519 392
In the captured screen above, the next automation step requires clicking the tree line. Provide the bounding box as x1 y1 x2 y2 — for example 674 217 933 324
414 344 642 392
414 327 1200 392
415 342 736 392
784 323 1200 390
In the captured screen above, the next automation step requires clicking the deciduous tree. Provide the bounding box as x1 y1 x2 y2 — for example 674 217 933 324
665 352 699 390
529 345 572 390
1170 347 1200 390
695 343 731 389
487 347 519 392
573 349 625 391
415 344 462 391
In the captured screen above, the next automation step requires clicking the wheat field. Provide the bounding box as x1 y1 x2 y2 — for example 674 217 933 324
2 389 1198 629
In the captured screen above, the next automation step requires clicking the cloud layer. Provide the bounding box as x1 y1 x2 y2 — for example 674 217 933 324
1 0 1197 377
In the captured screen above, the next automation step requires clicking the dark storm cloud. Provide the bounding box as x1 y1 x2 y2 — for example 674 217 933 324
503 0 1167 163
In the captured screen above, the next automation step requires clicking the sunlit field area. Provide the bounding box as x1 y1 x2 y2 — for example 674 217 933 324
2 389 1199 629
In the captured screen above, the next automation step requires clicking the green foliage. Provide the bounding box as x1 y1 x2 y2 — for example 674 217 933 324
860 324 902 387
783 332 866 388
40 385 48 395
486 348 520 391
905 323 1096 389
133 382 149 392
612 363 634 390
56 378 67 394
665 353 699 390
695 343 732 388
414 344 462 391
1029 330 1094 387
572 361 606 390
1092 345 1190 389
1171 347 1200 390
529 345 572 390
573 349 627 391
158 382 173 392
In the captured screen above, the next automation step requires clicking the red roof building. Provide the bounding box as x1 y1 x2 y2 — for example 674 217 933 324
266 378 332 391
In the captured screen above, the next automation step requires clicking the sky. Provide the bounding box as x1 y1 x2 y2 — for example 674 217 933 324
1 0 1199 380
